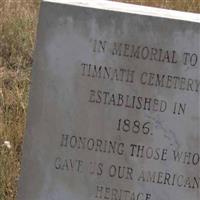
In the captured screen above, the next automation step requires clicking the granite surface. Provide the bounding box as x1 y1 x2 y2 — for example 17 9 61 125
17 1 200 200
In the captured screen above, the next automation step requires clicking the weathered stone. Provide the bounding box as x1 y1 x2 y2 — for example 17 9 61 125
17 1 200 200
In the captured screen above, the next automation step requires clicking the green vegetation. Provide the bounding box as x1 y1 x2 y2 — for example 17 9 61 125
0 0 199 199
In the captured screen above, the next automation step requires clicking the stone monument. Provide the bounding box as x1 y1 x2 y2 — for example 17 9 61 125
17 0 200 200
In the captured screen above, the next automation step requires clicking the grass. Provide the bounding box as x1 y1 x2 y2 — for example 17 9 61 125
0 0 199 200
0 1 39 199
117 0 200 12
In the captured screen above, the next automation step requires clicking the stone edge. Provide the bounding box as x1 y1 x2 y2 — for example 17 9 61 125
42 0 200 23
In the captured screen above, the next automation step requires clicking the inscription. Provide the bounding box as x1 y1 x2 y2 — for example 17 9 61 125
53 37 200 199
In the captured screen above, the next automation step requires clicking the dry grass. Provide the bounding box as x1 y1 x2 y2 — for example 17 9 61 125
117 0 200 13
0 1 39 199
0 0 199 200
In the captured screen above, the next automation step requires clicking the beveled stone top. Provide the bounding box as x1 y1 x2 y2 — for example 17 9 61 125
43 0 200 23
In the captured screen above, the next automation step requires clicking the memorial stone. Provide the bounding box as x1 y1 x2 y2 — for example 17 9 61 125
17 0 200 200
